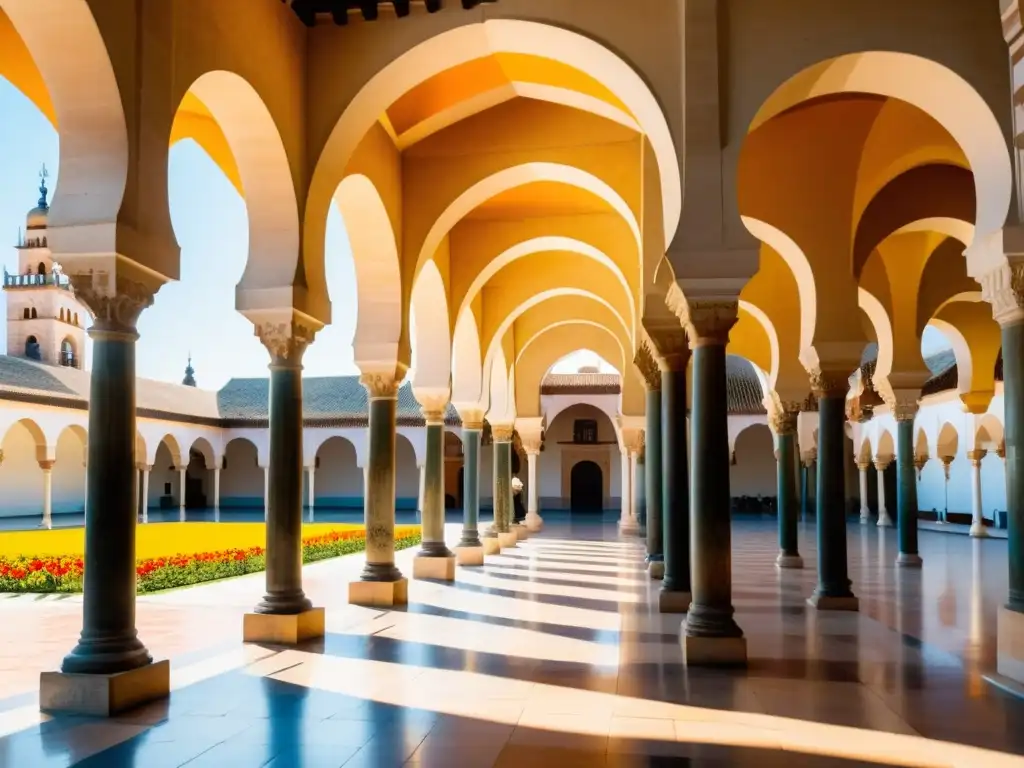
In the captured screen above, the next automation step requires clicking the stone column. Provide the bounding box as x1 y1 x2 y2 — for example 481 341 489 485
492 424 517 549
413 399 455 580
678 301 745 664
895 409 923 566
212 466 221 515
350 369 408 606
655 329 691 613
940 455 954 523
618 446 636 532
139 466 150 524
642 351 664 578
968 449 988 538
46 276 168 714
263 465 270 521
177 466 187 522
526 450 542 530
455 410 485 564
416 463 426 524
857 461 871 524
875 458 893 527
305 466 314 522
800 452 816 522
771 405 802 568
808 370 859 612
39 460 54 529
630 447 643 533
243 320 323 643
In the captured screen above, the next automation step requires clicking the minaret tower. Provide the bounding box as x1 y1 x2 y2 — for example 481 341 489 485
3 167 88 369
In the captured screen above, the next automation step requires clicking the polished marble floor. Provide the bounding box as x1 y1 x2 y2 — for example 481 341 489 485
1 516 1023 766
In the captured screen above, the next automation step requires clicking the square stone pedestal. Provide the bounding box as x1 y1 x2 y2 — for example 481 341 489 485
40 659 170 716
455 546 485 566
413 554 456 581
482 537 501 555
525 515 544 532
997 606 1024 685
498 532 519 548
659 589 691 613
349 578 408 607
243 608 325 644
807 593 859 611
681 634 747 667
513 525 529 541
648 561 665 580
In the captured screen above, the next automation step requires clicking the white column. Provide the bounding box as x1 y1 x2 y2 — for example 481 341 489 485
140 466 150 524
875 460 893 527
857 462 870 524
968 450 988 537
263 465 269 521
629 451 639 522
40 460 53 529
307 466 315 522
212 466 221 522
178 466 187 522
619 449 635 529
525 450 543 530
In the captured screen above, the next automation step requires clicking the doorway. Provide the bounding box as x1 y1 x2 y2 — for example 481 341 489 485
570 460 603 513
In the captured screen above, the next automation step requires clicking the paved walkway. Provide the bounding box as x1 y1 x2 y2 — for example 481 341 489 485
0 518 1022 766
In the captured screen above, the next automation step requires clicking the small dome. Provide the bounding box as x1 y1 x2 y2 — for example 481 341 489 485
25 206 48 230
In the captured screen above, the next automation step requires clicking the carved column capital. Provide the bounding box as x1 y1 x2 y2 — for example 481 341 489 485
416 390 449 424
514 417 544 453
766 394 801 435
979 262 1024 327
997 443 1006 461
254 317 317 366
360 370 403 400
913 454 928 479
873 458 892 472
856 460 871 472
800 450 817 468
38 460 54 472
491 424 515 443
666 286 738 347
644 323 689 372
71 271 157 336
966 449 987 466
633 340 662 390
807 367 850 399
455 405 485 431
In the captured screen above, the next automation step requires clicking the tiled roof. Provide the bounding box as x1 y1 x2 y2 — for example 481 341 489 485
540 373 621 394
726 355 766 414
859 347 961 398
0 355 78 396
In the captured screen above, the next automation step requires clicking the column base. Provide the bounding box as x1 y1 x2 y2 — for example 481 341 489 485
497 532 519 548
482 537 501 555
618 519 640 535
970 524 990 538
648 561 665 579
680 634 747 667
525 513 544 532
513 524 529 541
348 578 408 607
996 606 1024 686
859 513 870 525
877 514 893 528
658 589 691 613
40 659 170 717
455 546 485 566
807 592 859 612
775 553 804 569
412 554 456 581
243 608 325 644
896 552 923 568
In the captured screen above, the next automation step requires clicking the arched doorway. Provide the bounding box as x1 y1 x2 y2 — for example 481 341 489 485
570 460 603 513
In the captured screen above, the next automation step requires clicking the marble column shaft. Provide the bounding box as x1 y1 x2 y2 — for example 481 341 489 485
776 431 800 561
645 387 664 564
140 467 149 524
459 427 483 547
62 326 152 675
684 340 742 640
419 417 452 557
896 417 922 564
255 361 311 615
810 391 857 607
1008 321 1024 612
362 393 402 581
661 363 690 596
493 437 512 534
40 461 53 529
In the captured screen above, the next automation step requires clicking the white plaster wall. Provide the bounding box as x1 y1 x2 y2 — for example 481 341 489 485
0 421 43 517
729 424 776 497
312 436 362 504
219 438 264 507
396 434 419 505
540 402 622 508
52 427 86 514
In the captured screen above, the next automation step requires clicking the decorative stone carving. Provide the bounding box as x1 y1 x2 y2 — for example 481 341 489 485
807 367 850 399
997 443 1007 461
873 457 893 472
421 408 446 424
914 454 928 479
767 398 800 436
892 400 919 422
457 407 485 431
70 272 156 335
360 371 402 399
38 460 54 471
664 283 739 347
633 340 661 390
940 454 954 480
801 451 817 468
979 262 1024 326
856 460 871 473
967 449 987 467
255 320 316 364
416 391 449 424
491 424 515 442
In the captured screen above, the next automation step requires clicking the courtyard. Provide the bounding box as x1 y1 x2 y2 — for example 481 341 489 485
0 518 1021 766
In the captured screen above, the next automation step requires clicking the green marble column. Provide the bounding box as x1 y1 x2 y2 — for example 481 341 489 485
775 426 802 568
660 358 691 610
896 414 922 567
808 382 858 611
418 413 453 558
459 425 483 548
1004 321 1024 613
360 378 403 582
63 322 152 675
493 429 513 535
645 387 664 575
682 336 745 663
256 356 312 614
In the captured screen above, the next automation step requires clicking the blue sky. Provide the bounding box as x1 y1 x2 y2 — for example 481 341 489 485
0 76 943 389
